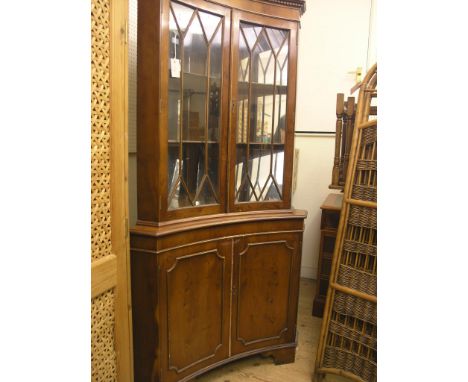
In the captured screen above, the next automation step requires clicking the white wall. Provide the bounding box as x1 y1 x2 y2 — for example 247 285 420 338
295 0 373 133
292 135 339 279
293 0 375 279
367 0 377 67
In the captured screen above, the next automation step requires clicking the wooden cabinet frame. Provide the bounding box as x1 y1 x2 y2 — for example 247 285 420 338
131 1 306 381
137 0 303 224
131 213 306 382
137 0 232 224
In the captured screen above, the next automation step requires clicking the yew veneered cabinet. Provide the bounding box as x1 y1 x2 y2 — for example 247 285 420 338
131 0 307 381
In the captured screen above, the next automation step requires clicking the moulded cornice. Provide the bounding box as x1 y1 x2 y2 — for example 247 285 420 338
261 0 306 14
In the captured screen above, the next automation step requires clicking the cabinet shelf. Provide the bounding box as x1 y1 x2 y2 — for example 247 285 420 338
238 80 287 87
237 81 287 94
235 142 284 146
168 140 218 144
169 71 220 80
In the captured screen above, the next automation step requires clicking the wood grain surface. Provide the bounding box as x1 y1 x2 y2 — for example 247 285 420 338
196 279 351 382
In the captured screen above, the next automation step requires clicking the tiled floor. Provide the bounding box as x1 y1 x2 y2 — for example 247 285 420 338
196 279 350 382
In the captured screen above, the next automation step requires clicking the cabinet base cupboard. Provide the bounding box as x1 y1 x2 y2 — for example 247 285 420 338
131 0 306 380
131 210 306 381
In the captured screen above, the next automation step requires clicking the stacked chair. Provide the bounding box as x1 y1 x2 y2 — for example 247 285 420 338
314 63 377 382
330 94 355 190
330 88 377 190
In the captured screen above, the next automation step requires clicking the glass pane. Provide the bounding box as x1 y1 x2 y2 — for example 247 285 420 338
250 31 274 143
254 34 274 85
168 11 181 141
236 145 278 203
238 30 250 82
266 28 287 56
199 11 221 42
273 92 286 144
273 61 286 144
168 145 180 195
171 2 195 32
237 91 248 143
168 177 194 209
237 31 249 144
257 49 274 84
264 179 281 200
278 38 289 84
182 143 205 202
250 30 270 83
249 146 271 200
207 143 219 196
182 74 206 140
168 2 223 210
208 79 220 142
209 25 222 80
241 23 262 51
234 145 249 201
235 22 289 204
271 147 284 198
183 15 207 76
168 7 181 204
208 26 222 142
195 177 217 205
251 88 274 143
273 39 288 144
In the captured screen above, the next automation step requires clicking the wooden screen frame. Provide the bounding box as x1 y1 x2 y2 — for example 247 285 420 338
110 0 134 379
228 10 299 213
91 0 134 380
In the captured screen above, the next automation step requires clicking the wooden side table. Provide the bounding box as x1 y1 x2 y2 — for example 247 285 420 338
312 193 343 317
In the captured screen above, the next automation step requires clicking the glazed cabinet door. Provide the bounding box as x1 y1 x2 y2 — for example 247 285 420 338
161 0 231 220
229 11 299 212
231 232 302 355
158 239 232 382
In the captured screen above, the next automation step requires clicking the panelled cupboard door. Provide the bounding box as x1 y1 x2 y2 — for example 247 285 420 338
158 240 232 382
161 0 231 221
231 233 301 355
229 11 299 212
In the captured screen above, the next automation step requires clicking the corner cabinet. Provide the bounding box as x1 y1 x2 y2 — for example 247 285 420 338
131 1 307 381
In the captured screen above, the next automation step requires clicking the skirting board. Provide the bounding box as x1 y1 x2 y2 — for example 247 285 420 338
300 265 317 280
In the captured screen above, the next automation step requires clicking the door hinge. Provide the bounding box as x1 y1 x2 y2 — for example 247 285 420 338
125 218 129 238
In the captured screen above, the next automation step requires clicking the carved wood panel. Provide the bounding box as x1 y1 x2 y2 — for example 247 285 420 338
159 240 232 381
231 233 300 355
